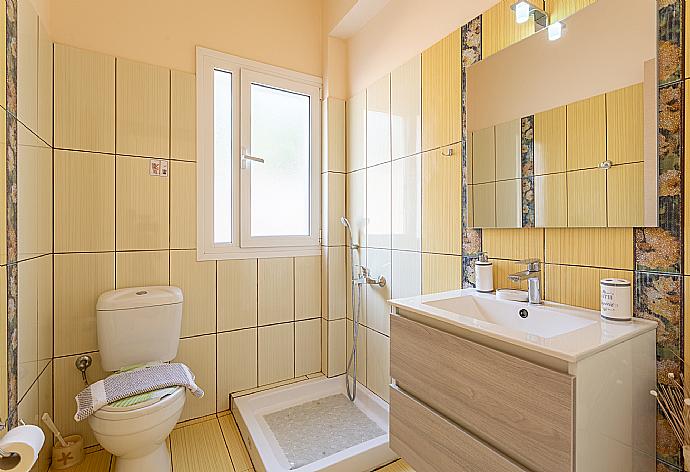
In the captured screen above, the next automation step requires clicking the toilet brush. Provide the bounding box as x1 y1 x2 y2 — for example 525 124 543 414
41 413 68 447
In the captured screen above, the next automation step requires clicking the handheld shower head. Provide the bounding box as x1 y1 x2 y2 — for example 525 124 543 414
341 217 358 249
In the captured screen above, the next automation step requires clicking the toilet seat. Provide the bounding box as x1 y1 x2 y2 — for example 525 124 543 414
93 385 185 420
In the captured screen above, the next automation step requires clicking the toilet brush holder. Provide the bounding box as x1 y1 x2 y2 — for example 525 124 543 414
51 434 84 469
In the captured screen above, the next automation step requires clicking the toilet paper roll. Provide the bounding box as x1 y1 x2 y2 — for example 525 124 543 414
0 425 45 472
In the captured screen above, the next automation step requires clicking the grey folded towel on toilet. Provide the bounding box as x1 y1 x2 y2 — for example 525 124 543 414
74 362 204 421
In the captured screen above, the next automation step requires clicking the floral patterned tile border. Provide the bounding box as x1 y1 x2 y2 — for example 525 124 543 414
461 16 482 289
521 116 535 228
658 0 683 86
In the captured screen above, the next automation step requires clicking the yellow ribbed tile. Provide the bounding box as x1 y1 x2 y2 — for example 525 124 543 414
545 265 632 311
258 258 294 325
170 161 196 249
54 150 115 252
534 106 566 175
534 173 567 228
566 94 606 171
217 259 258 331
421 146 462 254
495 179 521 228
295 256 321 320
218 415 254 472
17 0 38 131
545 227 633 269
258 323 294 386
482 228 544 261
607 163 644 227
471 126 496 184
422 253 461 295
567 168 606 227
171 420 234 472
471 182 496 228
685 278 690 380
115 250 169 288
482 0 540 58
37 20 52 145
175 335 217 422
54 253 115 356
495 119 521 180
217 329 257 411
347 319 367 384
170 250 216 338
116 155 169 250
295 318 321 376
421 29 461 151
546 0 596 23
54 44 115 153
391 55 422 159
49 450 112 472
607 83 644 165
366 328 390 402
491 259 531 292
116 58 170 158
171 70 196 161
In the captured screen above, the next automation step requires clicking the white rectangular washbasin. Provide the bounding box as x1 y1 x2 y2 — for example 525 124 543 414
389 289 657 363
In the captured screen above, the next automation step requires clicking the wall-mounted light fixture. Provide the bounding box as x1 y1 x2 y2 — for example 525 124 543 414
547 21 565 41
511 1 548 30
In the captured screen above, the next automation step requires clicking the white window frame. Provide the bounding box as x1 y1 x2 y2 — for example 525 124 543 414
196 47 322 260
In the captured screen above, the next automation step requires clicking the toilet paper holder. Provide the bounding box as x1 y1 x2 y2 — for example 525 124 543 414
0 418 27 458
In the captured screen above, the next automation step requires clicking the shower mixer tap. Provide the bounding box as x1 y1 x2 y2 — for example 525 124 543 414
361 267 386 288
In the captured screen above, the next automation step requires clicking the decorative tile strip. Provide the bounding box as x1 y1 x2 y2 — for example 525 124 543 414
521 116 535 227
658 0 683 86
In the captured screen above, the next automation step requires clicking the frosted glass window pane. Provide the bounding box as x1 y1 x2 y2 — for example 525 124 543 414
250 84 311 237
214 69 233 244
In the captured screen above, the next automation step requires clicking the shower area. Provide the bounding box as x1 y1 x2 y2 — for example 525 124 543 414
233 216 395 471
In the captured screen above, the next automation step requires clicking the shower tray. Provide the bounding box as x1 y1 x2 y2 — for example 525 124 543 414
232 375 398 472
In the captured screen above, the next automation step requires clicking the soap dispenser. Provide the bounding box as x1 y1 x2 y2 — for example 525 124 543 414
475 252 494 293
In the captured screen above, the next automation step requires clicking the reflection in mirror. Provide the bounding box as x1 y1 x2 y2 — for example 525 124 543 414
466 0 657 229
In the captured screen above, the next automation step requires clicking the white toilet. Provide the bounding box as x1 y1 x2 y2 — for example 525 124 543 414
88 286 186 472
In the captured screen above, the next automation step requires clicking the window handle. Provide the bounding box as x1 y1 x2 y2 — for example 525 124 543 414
241 151 265 169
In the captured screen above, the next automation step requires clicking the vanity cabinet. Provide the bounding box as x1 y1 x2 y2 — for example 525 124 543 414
389 311 656 472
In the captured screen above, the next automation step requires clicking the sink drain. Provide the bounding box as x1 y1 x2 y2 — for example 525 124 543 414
519 309 529 319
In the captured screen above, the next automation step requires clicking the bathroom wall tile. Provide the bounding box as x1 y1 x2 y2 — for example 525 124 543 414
0 265 6 421
217 328 257 411
495 179 521 229
295 318 321 376
36 255 52 363
471 182 496 228
170 161 196 249
471 126 495 184
346 245 366 324
481 0 537 58
422 145 462 254
17 133 52 261
116 155 170 250
422 253 462 295
37 19 52 146
366 74 391 167
170 70 196 161
392 154 421 252
545 264 632 311
566 94 607 171
607 163 644 227
322 172 345 246
491 259 530 292
495 118 521 181
392 250 421 299
217 259 257 331
295 256 321 320
17 258 39 400
170 250 216 338
258 258 294 325
346 319 366 384
0 112 6 266
520 117 535 228
391 55 422 160
533 106 566 175
325 97 345 173
365 248 392 335
534 173 567 227
545 228 633 270
606 83 644 166
54 253 115 357
54 352 109 447
115 250 169 288
321 320 328 375
116 58 170 158
366 162 391 249
17 0 38 131
17 370 38 428
366 329 390 402
258 323 294 385
327 318 346 376
346 168 367 248
347 91 366 172
54 150 115 252
54 44 115 153
567 168 606 227
482 228 544 262
659 0 683 86
176 335 217 421
36 363 52 472
323 245 347 321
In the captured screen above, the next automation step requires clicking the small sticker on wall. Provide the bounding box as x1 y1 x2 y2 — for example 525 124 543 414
149 159 169 177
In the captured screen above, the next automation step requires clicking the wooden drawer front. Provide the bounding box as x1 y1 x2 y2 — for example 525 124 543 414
391 314 574 472
390 385 529 472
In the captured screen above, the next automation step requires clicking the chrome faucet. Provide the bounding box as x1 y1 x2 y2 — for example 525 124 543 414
508 258 542 304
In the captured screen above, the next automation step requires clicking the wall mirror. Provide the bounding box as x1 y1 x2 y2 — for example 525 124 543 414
466 0 658 229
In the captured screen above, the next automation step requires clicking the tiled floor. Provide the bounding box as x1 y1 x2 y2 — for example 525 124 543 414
49 412 414 472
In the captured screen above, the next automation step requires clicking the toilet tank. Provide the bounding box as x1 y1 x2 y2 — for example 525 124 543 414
96 286 183 372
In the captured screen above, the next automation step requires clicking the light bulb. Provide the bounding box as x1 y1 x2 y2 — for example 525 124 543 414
515 2 531 24
548 21 563 41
